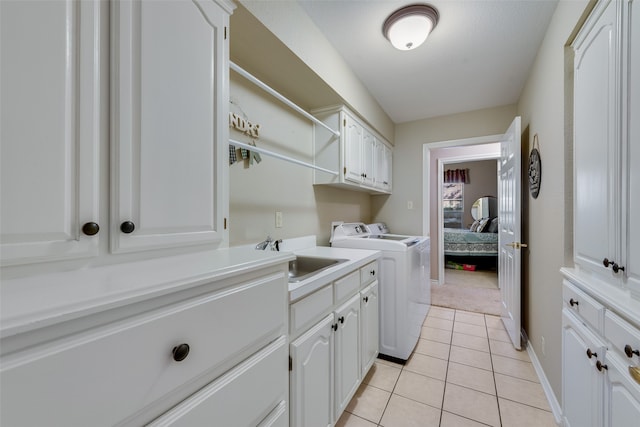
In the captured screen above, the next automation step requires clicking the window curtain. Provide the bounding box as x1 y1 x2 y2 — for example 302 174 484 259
444 168 469 183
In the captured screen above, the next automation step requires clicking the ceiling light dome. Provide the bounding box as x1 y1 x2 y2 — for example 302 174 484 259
383 4 439 51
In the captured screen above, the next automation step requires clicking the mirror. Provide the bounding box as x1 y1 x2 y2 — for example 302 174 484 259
471 196 497 220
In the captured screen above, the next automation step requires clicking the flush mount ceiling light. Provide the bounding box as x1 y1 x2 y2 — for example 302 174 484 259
382 4 439 51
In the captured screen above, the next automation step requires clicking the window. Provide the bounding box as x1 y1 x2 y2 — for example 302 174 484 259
443 183 463 229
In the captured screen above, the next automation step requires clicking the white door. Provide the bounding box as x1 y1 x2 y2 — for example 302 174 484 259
360 281 379 377
343 113 364 184
498 116 523 349
334 294 361 420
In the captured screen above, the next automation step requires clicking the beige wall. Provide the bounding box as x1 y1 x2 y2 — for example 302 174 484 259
371 105 516 237
515 0 590 403
228 75 371 247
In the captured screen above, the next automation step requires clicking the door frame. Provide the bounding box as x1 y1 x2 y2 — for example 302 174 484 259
422 135 501 285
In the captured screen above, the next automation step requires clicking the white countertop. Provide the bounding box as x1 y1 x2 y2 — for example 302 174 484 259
1 247 294 339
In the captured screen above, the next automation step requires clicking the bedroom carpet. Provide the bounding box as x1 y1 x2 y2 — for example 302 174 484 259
431 269 502 315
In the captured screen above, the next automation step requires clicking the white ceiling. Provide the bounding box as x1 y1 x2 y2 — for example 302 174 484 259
298 0 559 123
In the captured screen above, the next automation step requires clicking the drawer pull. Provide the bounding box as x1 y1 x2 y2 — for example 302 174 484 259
172 343 190 362
586 348 597 359
624 345 640 358
603 258 613 268
629 366 640 384
569 298 579 307
596 361 608 372
370 270 376 276
332 324 338 331
612 263 625 273
338 316 345 324
363 296 369 303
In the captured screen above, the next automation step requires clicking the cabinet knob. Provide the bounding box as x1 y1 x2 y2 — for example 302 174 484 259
363 296 369 303
172 343 190 362
596 360 608 372
569 298 579 307
338 316 345 324
586 348 597 359
332 324 338 331
612 263 625 274
120 221 135 234
603 258 613 268
370 270 376 276
82 222 100 236
624 345 640 358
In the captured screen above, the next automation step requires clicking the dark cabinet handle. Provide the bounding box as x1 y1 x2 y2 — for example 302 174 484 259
612 263 625 273
332 324 338 331
120 221 135 234
82 222 100 236
625 345 640 358
363 296 369 303
603 258 613 268
172 343 190 362
596 360 608 372
370 270 376 276
338 316 345 324
569 298 579 307
586 348 597 359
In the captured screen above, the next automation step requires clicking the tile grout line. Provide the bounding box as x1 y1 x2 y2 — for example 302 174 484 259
486 313 504 427
436 309 456 426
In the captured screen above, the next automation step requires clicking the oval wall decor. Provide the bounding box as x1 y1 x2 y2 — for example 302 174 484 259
528 134 541 199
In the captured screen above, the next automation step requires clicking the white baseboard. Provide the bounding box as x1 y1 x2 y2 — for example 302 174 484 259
522 329 564 426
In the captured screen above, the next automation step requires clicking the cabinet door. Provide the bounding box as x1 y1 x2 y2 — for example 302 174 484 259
573 0 620 278
562 310 605 427
111 0 228 253
343 113 364 184
334 294 361 420
624 0 640 296
0 0 101 265
361 131 375 187
361 281 379 377
290 314 334 427
604 351 640 427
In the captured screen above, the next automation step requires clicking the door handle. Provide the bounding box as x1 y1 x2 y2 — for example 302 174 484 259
505 242 528 249
630 366 640 385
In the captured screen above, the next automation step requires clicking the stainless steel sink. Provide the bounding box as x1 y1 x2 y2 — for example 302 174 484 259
288 256 348 283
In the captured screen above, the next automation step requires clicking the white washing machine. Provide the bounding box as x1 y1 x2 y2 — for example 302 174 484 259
331 222 430 362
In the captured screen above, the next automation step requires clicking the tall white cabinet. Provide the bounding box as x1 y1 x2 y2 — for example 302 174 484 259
1 0 230 267
563 0 640 425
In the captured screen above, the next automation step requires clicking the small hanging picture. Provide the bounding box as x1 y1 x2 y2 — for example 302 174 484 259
528 134 541 199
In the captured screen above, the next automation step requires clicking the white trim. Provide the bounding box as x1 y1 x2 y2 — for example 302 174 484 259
422 135 501 284
525 333 564 426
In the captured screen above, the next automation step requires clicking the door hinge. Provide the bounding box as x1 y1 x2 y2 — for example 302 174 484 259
289 356 292 371
224 218 227 230
343 119 346 127
343 167 347 175
224 27 227 40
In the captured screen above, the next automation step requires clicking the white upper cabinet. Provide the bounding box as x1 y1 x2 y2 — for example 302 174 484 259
313 106 393 195
111 0 229 253
572 0 639 296
0 0 101 266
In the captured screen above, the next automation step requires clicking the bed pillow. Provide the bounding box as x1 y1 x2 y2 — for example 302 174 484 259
469 219 481 232
476 217 491 232
487 217 499 233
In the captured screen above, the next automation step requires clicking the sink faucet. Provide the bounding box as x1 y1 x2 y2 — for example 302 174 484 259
255 236 282 251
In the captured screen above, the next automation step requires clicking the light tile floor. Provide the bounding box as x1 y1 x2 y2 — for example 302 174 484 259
336 307 557 427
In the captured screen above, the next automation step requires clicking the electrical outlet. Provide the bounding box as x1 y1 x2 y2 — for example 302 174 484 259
407 201 414 210
541 336 546 357
275 211 283 228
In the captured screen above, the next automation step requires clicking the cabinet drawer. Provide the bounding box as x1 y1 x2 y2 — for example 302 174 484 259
604 310 640 362
290 284 333 338
335 270 360 304
0 273 286 427
147 337 288 427
360 262 378 286
563 280 604 332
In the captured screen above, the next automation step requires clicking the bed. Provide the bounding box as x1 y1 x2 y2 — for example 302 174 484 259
443 227 498 257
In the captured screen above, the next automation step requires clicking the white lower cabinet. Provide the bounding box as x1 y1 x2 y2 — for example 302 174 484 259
0 266 288 427
561 277 640 427
562 309 605 427
289 261 379 427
